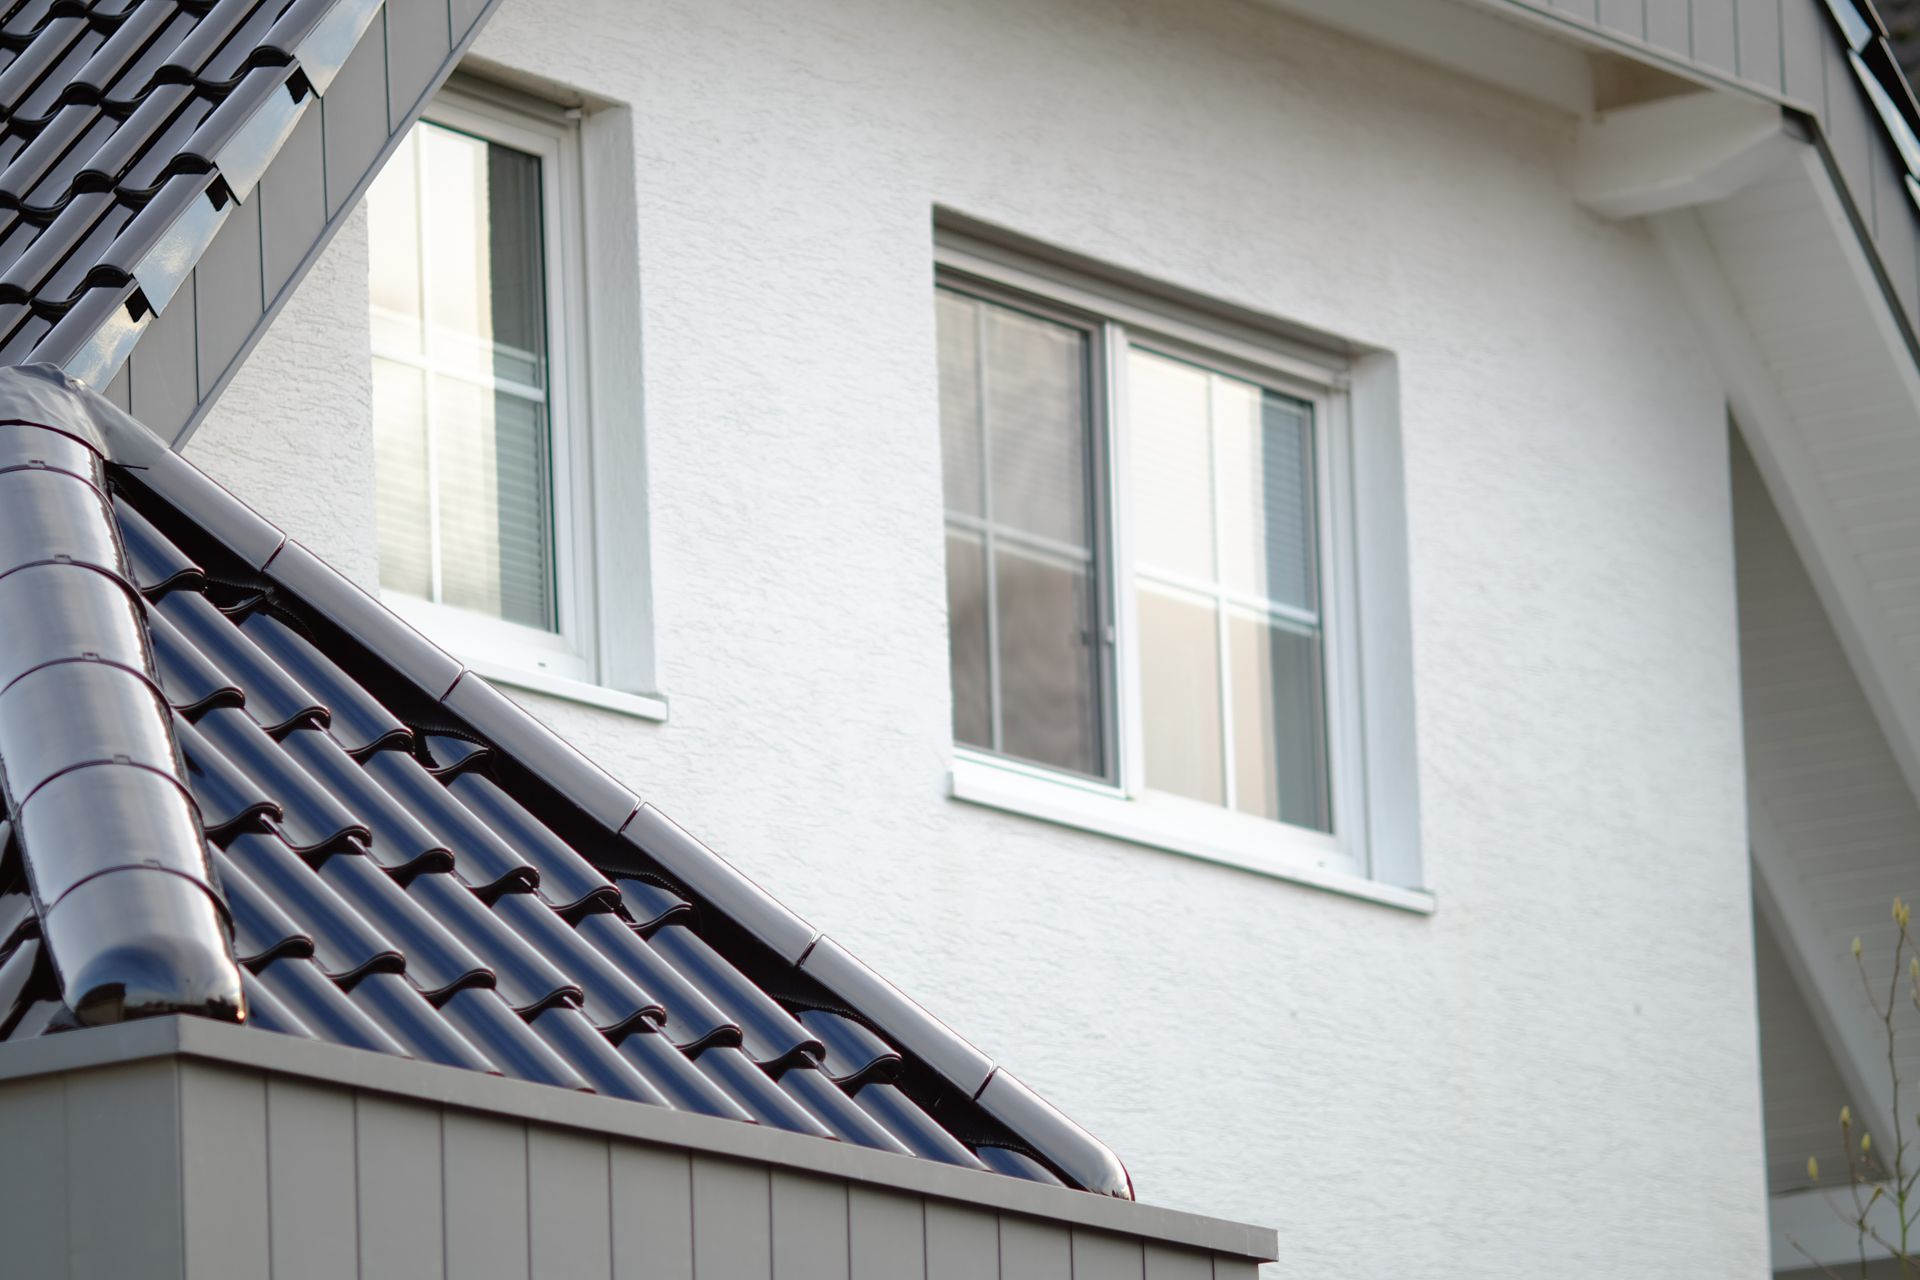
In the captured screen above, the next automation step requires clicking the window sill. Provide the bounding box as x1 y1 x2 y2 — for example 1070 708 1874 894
948 755 1435 915
461 657 669 722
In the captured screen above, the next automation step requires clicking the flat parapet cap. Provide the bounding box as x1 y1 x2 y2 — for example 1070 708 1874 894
0 1016 1279 1263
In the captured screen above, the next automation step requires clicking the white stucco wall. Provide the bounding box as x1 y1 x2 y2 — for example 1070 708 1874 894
188 0 1766 1273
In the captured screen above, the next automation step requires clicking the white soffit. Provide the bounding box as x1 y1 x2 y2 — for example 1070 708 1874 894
1653 139 1920 1214
1251 0 1594 114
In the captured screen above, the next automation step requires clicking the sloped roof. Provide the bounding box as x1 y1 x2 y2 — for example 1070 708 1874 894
0 364 1132 1199
0 0 383 387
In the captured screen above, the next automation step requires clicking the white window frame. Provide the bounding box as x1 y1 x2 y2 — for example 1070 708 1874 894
373 86 608 698
938 233 1428 911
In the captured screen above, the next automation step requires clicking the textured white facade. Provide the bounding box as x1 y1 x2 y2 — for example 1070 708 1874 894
190 0 1767 1273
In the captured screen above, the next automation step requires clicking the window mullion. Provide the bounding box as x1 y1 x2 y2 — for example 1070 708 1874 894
413 134 445 607
975 302 1004 756
1207 372 1237 814
1110 325 1147 798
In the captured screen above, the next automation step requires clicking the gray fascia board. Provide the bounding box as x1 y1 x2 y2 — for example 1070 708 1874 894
0 1017 1278 1262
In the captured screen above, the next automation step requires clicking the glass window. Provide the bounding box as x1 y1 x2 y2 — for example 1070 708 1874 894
936 274 1336 837
1129 350 1327 831
935 287 1106 778
368 119 556 632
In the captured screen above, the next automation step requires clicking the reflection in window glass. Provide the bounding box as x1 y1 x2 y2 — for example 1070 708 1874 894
367 120 556 631
1128 348 1329 832
934 287 1104 778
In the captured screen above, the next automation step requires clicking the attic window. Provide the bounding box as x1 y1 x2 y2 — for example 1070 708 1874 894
366 87 595 686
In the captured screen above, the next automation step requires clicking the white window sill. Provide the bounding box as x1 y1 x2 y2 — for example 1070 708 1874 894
948 755 1435 915
461 657 669 722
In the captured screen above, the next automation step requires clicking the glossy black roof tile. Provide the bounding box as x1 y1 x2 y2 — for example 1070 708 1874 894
0 0 399 388
0 364 1133 1198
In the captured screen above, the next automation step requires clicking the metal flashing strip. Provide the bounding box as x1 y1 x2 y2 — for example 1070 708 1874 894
0 1015 1280 1264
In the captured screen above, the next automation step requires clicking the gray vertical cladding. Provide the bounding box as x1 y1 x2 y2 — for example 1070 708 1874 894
0 1059 1262 1279
129 0 501 450
1501 0 1920 375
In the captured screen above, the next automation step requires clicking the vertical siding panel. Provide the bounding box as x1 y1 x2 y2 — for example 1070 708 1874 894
1646 2 1691 54
1827 45 1879 234
1140 1244 1213 1280
1782 0 1826 106
1734 0 1783 91
771 1171 850 1280
451 0 489 41
1692 0 1739 73
1596 0 1644 38
102 362 129 411
692 1157 771 1279
259 104 327 300
356 1093 445 1279
1210 1261 1260 1280
1070 1231 1144 1280
1550 0 1598 23
611 1145 692 1280
267 1078 358 1280
1871 142 1919 322
193 193 264 398
443 1111 530 1280
321 10 391 217
128 275 197 440
384 0 451 122
850 1186 924 1280
924 1202 998 1280
528 1128 613 1278
179 1064 269 1278
65 1060 184 1280
0 1076 69 1278
995 1216 1069 1280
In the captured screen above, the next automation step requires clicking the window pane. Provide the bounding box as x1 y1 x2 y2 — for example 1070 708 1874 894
372 358 430 599
935 285 1106 780
996 546 1099 774
367 116 560 636
1228 612 1329 831
1219 387 1316 612
366 131 423 354
1138 583 1223 805
1128 349 1214 581
935 289 983 517
986 306 1089 547
433 378 554 630
946 529 991 749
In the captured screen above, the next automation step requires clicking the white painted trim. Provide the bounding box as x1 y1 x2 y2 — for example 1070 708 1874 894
1750 804 1897 1193
1770 1182 1898 1271
1252 0 1593 116
933 231 1424 892
1652 196 1920 829
1573 91 1792 219
462 656 668 721
949 754 1435 915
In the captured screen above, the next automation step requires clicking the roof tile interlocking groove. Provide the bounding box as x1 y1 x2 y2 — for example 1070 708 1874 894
0 365 1134 1199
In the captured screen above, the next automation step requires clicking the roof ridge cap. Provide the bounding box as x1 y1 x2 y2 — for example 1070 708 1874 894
0 364 241 1027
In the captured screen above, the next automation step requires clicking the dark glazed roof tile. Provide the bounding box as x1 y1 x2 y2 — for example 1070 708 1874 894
221 831 400 983
527 1003 668 1106
253 954 404 1056
799 1008 903 1088
155 588 326 734
148 602 247 715
349 970 497 1074
438 985 586 1091
0 366 1132 1197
